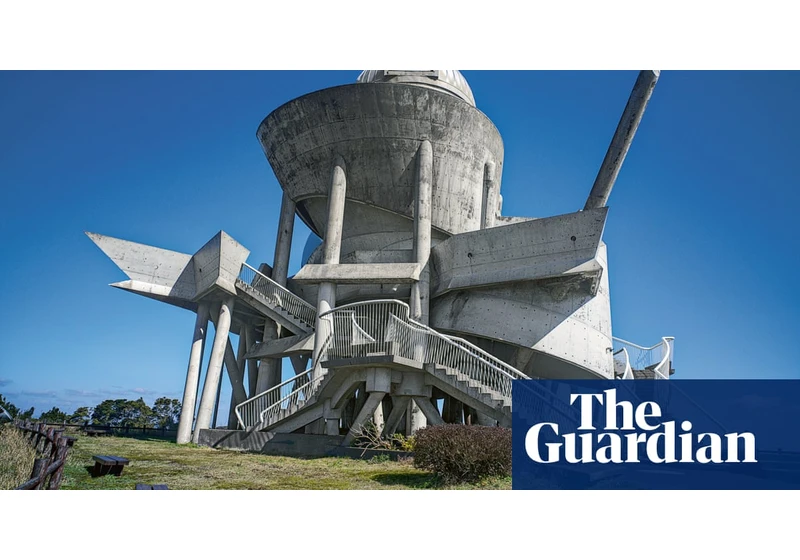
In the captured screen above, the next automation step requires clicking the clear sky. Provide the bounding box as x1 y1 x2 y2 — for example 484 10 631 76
1 70 798 416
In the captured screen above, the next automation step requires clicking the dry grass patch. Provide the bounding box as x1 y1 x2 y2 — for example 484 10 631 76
0 425 36 489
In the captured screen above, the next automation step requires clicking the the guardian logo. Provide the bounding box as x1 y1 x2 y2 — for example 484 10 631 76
525 389 757 464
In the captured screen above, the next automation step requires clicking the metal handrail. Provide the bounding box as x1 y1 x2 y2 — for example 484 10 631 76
237 263 317 327
320 299 529 399
235 367 312 429
235 328 334 430
613 348 634 380
612 336 673 379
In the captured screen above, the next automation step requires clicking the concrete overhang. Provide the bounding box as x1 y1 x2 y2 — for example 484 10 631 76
430 207 608 297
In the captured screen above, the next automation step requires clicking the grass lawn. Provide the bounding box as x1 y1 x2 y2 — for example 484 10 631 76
60 433 511 490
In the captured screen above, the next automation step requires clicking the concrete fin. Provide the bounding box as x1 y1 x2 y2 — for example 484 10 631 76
86 232 196 300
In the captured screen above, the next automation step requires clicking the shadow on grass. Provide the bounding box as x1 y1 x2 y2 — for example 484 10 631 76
371 472 442 489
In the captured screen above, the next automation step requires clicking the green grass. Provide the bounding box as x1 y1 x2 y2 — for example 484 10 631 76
60 433 511 490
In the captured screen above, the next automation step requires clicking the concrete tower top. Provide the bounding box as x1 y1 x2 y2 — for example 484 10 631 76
356 70 476 106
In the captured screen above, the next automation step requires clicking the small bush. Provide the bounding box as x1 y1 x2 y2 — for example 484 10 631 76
413 424 511 484
0 425 36 489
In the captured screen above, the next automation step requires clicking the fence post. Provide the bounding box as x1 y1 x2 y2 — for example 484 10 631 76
29 458 47 490
47 437 70 490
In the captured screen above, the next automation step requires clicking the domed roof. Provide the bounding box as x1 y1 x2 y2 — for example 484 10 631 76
356 70 475 106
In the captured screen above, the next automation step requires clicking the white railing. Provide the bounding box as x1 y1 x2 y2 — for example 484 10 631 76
235 329 333 430
235 367 311 429
319 300 529 399
613 348 634 380
237 263 317 327
612 336 673 380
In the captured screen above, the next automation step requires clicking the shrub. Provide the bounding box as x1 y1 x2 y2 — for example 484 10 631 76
0 424 36 489
413 424 511 484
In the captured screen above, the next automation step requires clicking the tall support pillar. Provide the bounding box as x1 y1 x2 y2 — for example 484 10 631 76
312 156 347 379
482 160 499 229
409 140 432 433
255 320 281 394
273 191 296 287
193 297 235 443
410 140 432 324
176 302 210 444
244 326 258 397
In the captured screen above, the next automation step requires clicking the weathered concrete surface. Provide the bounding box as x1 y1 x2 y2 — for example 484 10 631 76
246 332 314 359
176 302 210 444
430 243 614 379
585 70 660 210
430 207 608 297
258 83 503 238
193 231 251 300
293 263 420 284
86 232 196 304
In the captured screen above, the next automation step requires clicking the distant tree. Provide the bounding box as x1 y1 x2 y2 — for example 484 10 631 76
69 406 92 425
39 407 68 424
19 407 35 421
91 398 155 427
152 397 181 429
0 394 20 418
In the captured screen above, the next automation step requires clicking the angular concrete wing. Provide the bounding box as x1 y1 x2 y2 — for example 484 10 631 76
86 232 196 303
430 207 608 297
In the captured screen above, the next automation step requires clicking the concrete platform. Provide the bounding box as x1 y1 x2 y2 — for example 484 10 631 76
197 429 410 460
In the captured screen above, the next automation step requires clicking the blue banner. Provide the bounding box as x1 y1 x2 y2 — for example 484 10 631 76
512 380 800 489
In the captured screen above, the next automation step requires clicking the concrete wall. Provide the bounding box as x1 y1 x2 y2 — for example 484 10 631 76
258 82 504 238
192 231 251 299
430 243 614 379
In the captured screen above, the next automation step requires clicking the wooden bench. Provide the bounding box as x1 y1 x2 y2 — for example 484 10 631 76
135 483 168 490
91 455 130 477
83 427 112 437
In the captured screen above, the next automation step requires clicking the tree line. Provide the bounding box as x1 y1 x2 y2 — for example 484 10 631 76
0 393 182 429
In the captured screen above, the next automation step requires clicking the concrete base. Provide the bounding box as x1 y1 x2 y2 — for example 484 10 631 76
197 429 411 460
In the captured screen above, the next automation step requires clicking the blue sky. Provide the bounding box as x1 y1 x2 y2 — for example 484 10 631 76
1 70 798 416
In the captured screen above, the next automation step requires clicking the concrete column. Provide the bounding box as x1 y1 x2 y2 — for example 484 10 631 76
373 401 385 433
382 396 410 437
584 70 660 210
312 156 347 379
193 297 235 443
255 320 281 394
410 140 433 323
176 302 210 444
244 326 258 397
272 191 296 287
482 160 499 229
343 392 386 446
226 337 248 429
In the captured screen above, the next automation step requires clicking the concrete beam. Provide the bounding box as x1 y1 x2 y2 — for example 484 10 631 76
246 333 314 359
342 391 386 446
381 396 411 437
414 396 444 426
293 263 421 284
584 70 660 210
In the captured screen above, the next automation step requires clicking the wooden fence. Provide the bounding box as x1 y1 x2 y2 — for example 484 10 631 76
40 422 178 437
14 421 76 490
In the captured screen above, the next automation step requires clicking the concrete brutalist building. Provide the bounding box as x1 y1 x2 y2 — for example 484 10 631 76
88 70 674 449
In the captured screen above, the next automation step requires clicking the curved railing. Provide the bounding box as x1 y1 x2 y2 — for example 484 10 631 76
319 299 529 398
613 348 634 380
612 336 673 379
237 263 317 328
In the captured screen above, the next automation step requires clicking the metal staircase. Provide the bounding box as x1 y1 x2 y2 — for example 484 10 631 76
235 263 316 335
235 299 532 432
